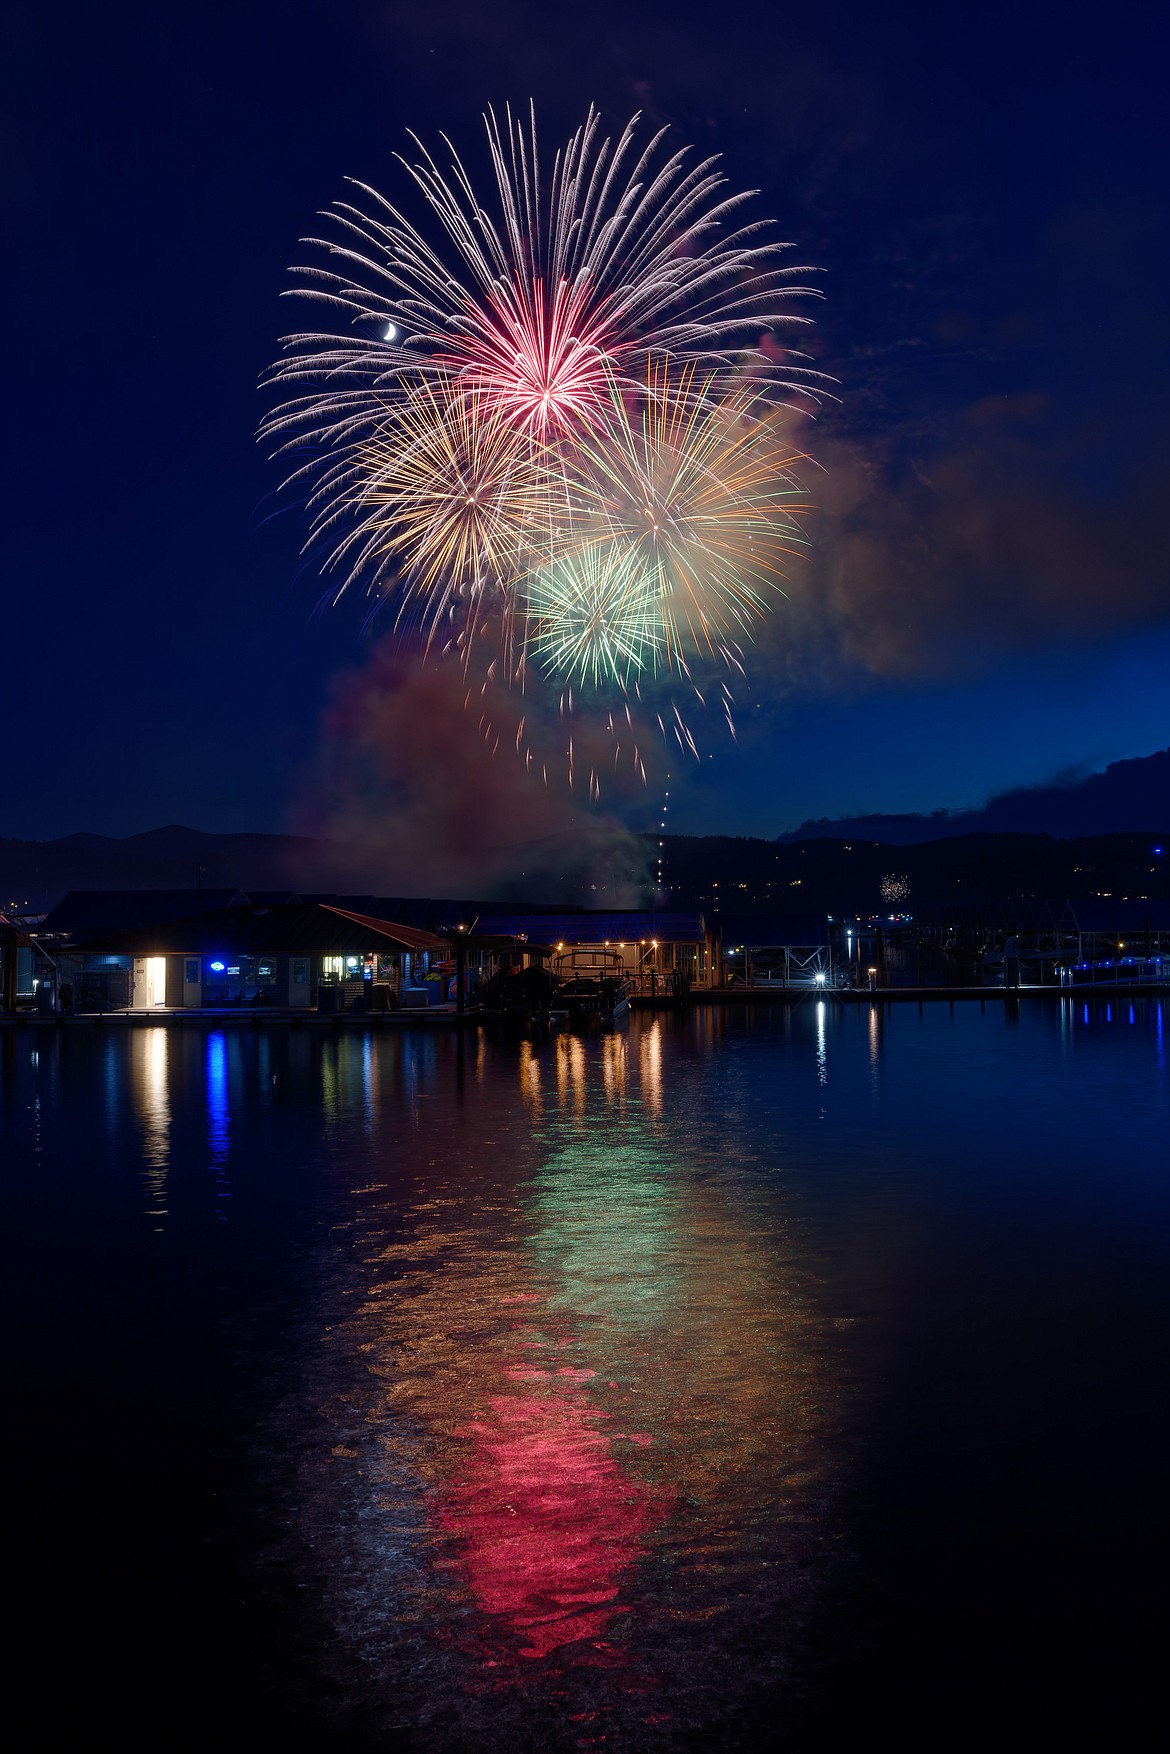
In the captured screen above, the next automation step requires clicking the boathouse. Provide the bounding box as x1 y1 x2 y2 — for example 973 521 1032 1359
40 897 451 1011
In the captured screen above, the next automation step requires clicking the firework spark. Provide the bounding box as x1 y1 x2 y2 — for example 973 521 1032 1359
560 359 810 669
523 544 665 687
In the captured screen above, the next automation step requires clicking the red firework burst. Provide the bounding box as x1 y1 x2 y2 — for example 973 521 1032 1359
441 275 619 436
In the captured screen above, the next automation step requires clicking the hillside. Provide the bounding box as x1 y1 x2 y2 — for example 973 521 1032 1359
658 830 1170 918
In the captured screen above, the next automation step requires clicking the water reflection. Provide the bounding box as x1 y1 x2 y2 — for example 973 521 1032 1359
638 1019 663 1118
867 1000 883 1086
441 1312 663 1664
132 1025 170 1227
1158 998 1165 1080
554 1032 587 1115
518 1039 542 1112
362 1034 376 1132
205 1031 231 1217
8 1000 1170 1749
263 1021 837 1746
103 1033 120 1139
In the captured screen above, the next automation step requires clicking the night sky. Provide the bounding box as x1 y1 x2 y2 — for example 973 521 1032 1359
6 0 1167 853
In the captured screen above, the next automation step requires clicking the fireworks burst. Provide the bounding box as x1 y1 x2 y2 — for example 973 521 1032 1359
264 107 822 792
880 874 911 906
560 359 810 670
265 104 821 453
523 544 665 687
340 375 550 656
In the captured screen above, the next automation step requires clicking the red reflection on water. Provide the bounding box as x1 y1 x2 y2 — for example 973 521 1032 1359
442 1355 664 1662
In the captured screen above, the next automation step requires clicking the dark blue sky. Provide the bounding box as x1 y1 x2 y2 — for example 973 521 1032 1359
5 0 1167 846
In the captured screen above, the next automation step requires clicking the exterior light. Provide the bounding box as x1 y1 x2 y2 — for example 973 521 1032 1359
815 971 826 985
346 956 358 968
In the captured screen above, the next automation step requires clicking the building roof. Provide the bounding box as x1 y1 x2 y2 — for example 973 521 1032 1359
0 911 37 947
71 902 447 956
474 909 707 945
296 895 480 931
714 912 832 947
40 889 245 935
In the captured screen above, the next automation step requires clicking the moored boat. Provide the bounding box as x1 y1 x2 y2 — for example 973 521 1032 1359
552 948 632 1026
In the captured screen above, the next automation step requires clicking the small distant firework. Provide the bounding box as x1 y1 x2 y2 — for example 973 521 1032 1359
264 106 822 790
880 874 910 906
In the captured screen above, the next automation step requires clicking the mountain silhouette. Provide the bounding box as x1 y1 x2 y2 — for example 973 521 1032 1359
781 748 1170 844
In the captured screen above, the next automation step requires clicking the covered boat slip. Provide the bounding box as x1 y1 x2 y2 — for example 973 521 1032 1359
474 908 710 997
476 908 836 997
551 946 634 1024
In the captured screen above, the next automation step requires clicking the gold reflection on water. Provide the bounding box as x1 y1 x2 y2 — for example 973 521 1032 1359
638 1017 663 1118
868 1001 882 1066
132 1026 170 1225
518 1039 542 1113
320 1033 383 1125
600 1029 627 1105
554 1032 587 1114
815 999 828 1086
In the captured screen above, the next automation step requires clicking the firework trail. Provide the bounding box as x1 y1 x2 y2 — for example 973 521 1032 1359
264 107 822 793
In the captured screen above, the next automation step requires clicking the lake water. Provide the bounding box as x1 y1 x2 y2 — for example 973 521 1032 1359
3 999 1167 1751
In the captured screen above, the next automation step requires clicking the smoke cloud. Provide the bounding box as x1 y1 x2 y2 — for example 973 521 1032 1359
288 641 655 904
756 389 1170 693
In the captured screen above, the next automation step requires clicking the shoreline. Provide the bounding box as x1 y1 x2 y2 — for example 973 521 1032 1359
2 982 1166 1028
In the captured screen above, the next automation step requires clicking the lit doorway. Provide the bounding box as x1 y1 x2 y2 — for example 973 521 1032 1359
146 957 167 1007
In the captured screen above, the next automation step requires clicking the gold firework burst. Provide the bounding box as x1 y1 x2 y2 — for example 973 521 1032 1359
341 374 552 652
562 359 811 667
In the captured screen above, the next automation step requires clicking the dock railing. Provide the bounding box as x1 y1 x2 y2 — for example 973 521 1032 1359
1058 956 1165 988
